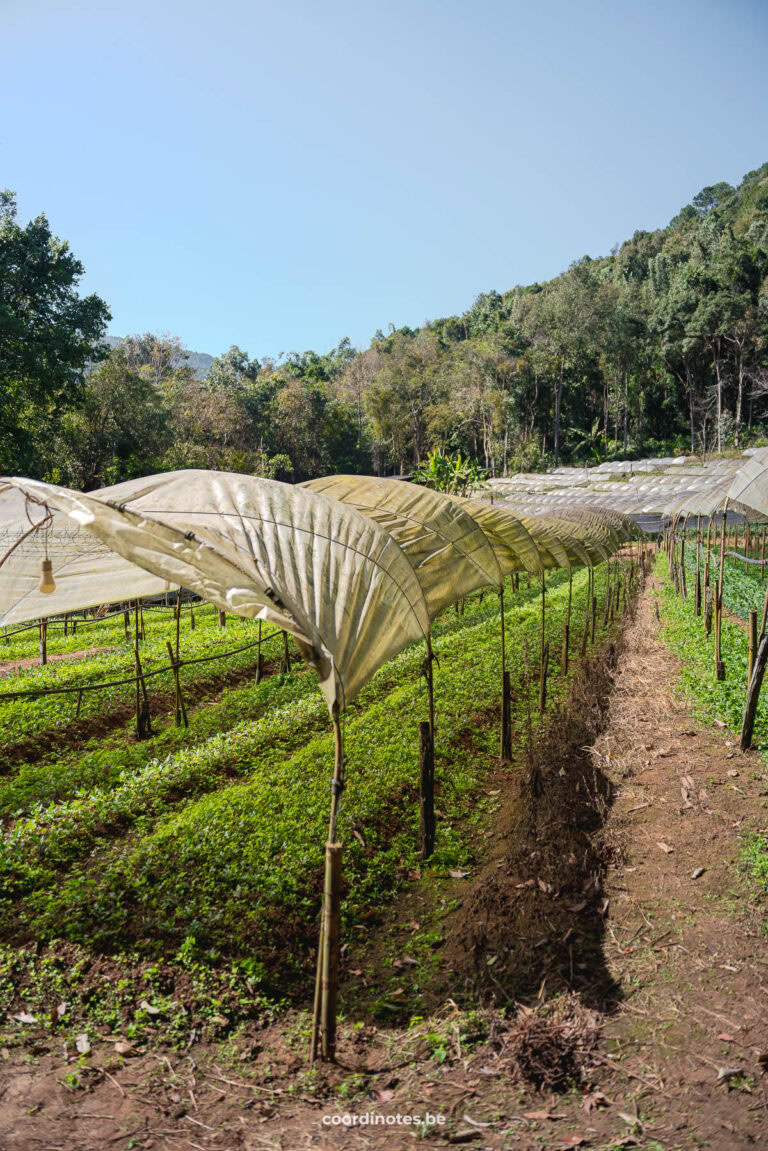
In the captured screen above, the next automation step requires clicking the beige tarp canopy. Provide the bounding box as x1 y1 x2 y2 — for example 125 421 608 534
444 498 544 578
1 469 641 712
726 447 768 521
0 471 431 711
302 476 502 616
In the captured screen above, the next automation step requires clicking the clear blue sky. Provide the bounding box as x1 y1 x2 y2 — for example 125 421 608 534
3 0 767 361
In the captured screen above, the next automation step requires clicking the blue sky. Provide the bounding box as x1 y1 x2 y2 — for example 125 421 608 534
3 0 767 360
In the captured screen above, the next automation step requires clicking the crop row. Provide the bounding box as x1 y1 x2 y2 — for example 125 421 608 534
0 564 620 991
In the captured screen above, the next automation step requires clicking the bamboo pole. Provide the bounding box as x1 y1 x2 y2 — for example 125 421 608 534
562 570 572 676
539 573 546 693
539 641 549 713
419 721 435 858
499 588 511 759
311 703 345 1064
256 619 264 683
39 618 47 666
742 634 768 750
748 610 758 688
425 632 435 752
134 599 151 738
715 502 729 681
695 515 702 616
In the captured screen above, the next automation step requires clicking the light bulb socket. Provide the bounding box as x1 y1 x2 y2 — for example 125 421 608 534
39 558 56 595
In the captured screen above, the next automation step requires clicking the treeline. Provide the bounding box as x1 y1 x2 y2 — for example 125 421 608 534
2 165 768 489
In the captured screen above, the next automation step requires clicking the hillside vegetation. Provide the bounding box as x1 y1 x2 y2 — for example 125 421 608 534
2 165 768 487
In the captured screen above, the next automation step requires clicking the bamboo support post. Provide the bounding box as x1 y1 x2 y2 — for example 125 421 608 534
742 634 768 750
695 516 702 616
134 599 152 738
419 720 435 858
256 620 264 683
562 571 572 676
539 640 549 713
165 640 188 727
310 704 344 1065
501 670 512 760
282 630 292 673
603 584 612 627
761 578 768 639
39 618 47 666
539 574 546 697
748 610 758 688
425 633 435 751
580 591 589 657
715 503 728 681
498 589 510 757
320 843 342 1061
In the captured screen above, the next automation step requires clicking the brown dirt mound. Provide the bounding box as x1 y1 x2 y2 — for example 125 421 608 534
442 637 625 1013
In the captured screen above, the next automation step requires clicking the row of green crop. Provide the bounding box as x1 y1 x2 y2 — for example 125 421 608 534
0 571 567 757
0 607 285 755
678 538 768 621
0 563 623 992
655 554 768 906
0 563 573 791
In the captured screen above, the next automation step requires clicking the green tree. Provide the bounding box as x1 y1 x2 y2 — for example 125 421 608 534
0 190 110 474
52 351 170 489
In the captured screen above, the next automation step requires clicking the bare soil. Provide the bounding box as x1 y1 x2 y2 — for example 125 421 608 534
2 574 768 1149
0 648 112 675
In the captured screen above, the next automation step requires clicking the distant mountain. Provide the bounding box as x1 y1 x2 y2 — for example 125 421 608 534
105 335 214 380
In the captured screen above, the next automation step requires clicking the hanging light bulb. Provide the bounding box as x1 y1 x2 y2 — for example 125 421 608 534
39 558 56 594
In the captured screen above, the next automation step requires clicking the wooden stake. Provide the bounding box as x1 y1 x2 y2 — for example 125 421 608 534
256 620 264 683
134 599 151 738
748 609 758 688
501 670 512 760
39 618 47 666
320 843 342 1061
562 571 572 676
311 704 344 1064
539 640 549 713
499 589 509 757
425 632 435 752
715 503 728 681
741 634 768 750
419 720 435 858
282 630 292 674
539 573 546 685
695 515 702 616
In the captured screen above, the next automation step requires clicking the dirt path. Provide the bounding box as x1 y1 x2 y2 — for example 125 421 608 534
1 575 767 1149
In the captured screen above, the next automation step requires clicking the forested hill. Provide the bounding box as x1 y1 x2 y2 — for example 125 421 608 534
104 336 214 381
2 164 767 488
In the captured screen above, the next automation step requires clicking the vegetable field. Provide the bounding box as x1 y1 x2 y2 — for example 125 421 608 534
0 563 625 1043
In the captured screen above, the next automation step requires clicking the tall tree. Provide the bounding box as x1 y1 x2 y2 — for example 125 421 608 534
0 190 110 474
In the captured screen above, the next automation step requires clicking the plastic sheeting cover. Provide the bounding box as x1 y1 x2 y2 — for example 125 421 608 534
0 471 431 712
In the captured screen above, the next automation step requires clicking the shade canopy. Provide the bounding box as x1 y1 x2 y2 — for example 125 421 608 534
302 475 501 616
0 471 431 711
